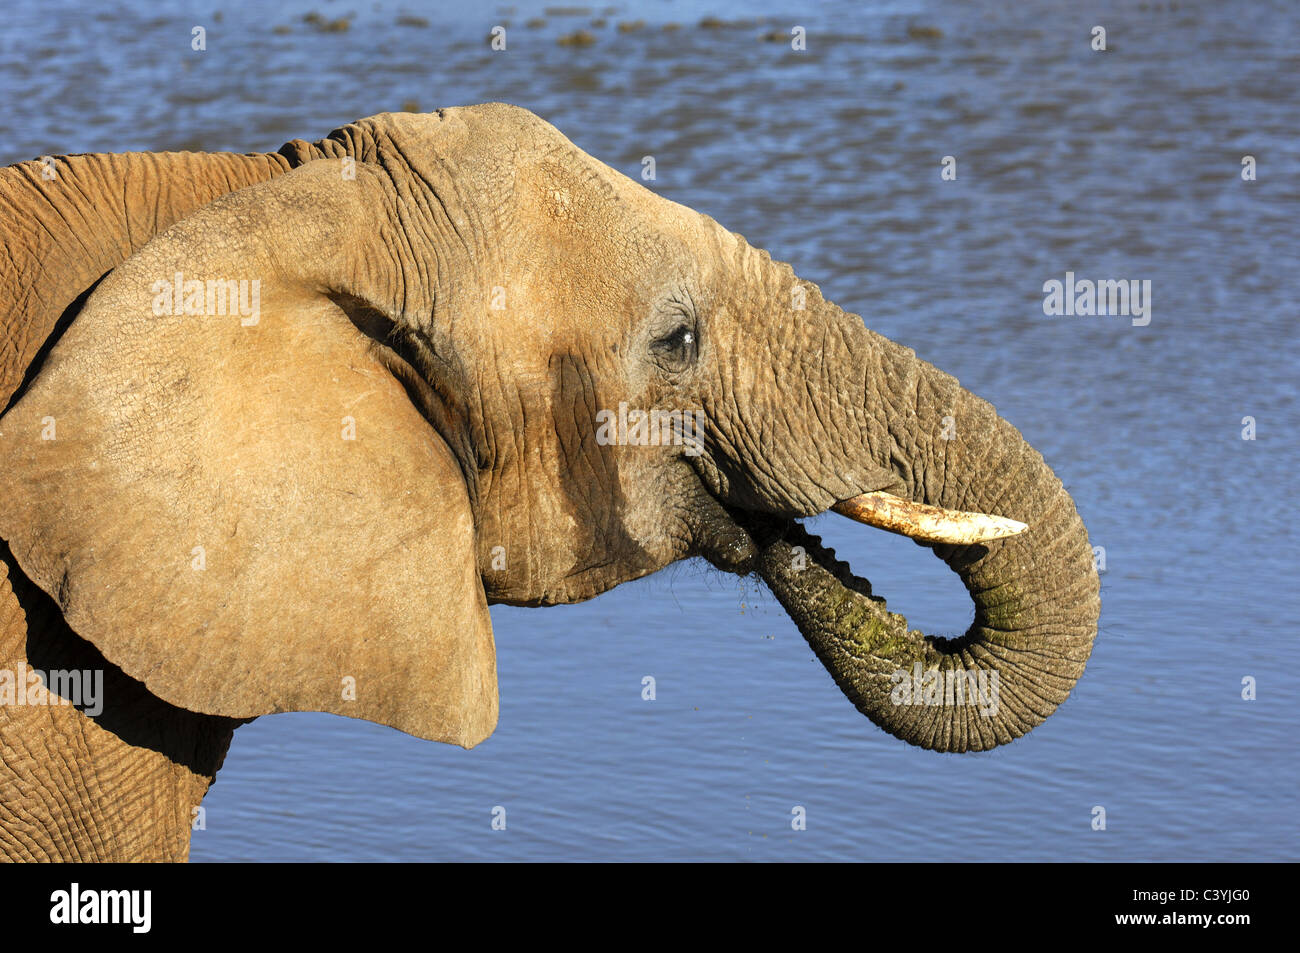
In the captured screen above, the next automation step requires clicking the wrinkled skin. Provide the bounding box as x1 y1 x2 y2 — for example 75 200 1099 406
0 105 1099 860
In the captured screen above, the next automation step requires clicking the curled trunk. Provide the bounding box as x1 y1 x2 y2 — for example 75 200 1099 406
758 337 1100 752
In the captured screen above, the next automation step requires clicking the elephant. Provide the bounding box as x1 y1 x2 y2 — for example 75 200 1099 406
0 104 1100 861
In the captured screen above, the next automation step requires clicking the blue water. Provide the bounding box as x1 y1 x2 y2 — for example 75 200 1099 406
2 0 1296 860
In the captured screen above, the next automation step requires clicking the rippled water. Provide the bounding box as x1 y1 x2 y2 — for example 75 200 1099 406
2 0 1297 861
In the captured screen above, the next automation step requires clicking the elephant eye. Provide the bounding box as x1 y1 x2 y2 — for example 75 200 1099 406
651 322 698 372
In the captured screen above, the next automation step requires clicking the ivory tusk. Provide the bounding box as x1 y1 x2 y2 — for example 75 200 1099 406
831 491 1028 545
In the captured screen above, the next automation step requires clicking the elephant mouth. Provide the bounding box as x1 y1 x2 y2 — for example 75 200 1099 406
715 503 929 673
723 508 882 597
753 519 898 630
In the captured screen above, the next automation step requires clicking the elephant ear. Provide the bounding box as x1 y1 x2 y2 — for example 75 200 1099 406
0 158 497 747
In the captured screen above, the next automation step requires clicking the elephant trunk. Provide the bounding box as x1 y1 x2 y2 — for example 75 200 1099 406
756 320 1100 752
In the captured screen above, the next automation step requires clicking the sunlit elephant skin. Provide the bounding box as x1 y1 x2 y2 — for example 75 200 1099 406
0 104 1099 860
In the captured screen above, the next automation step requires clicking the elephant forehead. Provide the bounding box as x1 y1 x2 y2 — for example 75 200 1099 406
523 148 697 243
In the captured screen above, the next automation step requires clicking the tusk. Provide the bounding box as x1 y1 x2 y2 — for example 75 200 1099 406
831 491 1028 545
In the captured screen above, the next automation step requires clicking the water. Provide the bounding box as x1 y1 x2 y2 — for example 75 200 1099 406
2 0 1296 861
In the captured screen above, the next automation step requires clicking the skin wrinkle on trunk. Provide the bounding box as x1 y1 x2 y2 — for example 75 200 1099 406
699 242 1098 752
754 328 1099 752
677 236 1097 752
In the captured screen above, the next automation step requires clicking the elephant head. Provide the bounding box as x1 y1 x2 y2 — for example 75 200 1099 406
0 104 1098 759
